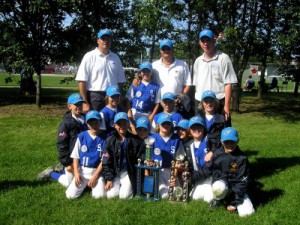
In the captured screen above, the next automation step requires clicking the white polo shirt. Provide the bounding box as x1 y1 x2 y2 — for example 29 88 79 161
152 58 192 96
76 48 126 91
193 50 237 101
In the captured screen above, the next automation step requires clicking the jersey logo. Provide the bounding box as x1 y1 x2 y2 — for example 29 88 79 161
230 162 238 172
154 148 161 155
136 91 142 97
58 132 66 137
81 145 88 152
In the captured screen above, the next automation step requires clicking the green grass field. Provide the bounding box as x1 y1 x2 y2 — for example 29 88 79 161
0 73 77 88
0 87 300 224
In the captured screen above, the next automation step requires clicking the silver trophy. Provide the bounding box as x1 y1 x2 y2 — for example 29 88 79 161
144 137 155 162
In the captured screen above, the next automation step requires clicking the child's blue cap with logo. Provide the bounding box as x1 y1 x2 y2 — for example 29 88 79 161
114 112 129 124
189 116 205 128
68 93 84 104
221 127 239 142
86 110 101 122
106 85 121 97
158 114 173 125
136 116 150 130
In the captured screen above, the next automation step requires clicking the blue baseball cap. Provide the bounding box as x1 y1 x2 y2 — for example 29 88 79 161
159 39 173 49
221 127 239 142
68 93 84 104
136 116 151 130
106 85 121 97
162 92 176 101
158 114 173 125
176 119 189 130
201 90 217 100
114 112 129 124
189 116 205 128
86 110 101 122
97 29 112 39
139 61 153 72
199 29 214 39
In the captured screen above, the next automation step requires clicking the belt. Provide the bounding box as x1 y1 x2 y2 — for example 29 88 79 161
88 91 106 95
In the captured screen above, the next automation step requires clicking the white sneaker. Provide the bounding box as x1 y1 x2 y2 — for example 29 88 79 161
37 166 54 180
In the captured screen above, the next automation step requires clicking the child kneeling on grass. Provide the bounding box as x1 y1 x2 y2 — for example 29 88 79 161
208 127 255 217
66 110 106 199
37 93 87 187
102 112 144 199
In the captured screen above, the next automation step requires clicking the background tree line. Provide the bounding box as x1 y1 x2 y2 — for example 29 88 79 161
0 0 299 107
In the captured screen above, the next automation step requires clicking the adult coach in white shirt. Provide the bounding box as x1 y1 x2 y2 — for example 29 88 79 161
193 29 237 121
152 39 192 112
76 29 126 112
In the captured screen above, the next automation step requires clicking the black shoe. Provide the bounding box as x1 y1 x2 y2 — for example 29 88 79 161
210 200 222 210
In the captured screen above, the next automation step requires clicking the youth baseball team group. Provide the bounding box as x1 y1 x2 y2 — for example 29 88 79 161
37 28 255 217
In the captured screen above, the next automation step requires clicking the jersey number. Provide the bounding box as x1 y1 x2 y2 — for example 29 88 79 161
135 100 143 109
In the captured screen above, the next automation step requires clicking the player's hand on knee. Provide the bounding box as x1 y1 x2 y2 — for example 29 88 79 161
75 175 82 187
105 181 113 191
88 177 97 188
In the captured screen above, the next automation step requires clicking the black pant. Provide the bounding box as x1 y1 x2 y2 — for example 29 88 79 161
87 91 106 111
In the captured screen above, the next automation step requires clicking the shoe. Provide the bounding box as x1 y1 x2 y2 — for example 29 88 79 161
55 163 64 173
210 200 222 210
37 166 54 180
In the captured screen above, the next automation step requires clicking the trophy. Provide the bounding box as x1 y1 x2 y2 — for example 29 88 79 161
168 153 189 202
136 137 161 201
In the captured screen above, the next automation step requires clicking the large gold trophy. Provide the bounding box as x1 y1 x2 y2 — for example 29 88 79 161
168 153 189 202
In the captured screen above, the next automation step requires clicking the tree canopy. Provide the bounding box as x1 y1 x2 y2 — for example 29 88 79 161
0 0 299 106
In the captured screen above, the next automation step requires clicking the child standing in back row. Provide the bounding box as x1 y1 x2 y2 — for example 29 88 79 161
37 93 88 187
100 85 125 136
151 92 183 134
126 61 161 125
198 90 229 153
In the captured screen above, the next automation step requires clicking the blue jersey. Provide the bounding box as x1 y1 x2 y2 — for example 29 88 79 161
100 106 125 135
205 116 215 131
131 82 160 113
78 131 106 168
194 139 207 168
150 133 181 168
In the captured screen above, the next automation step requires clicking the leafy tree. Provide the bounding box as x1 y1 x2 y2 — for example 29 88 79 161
0 0 70 107
274 0 300 97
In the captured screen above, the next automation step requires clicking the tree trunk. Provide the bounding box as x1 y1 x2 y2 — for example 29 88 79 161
231 84 240 112
36 72 41 108
258 65 266 99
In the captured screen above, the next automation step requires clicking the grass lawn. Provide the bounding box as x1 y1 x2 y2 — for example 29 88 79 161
0 73 77 88
0 89 299 225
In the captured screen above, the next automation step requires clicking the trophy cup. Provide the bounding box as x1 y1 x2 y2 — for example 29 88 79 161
168 153 189 202
136 137 160 201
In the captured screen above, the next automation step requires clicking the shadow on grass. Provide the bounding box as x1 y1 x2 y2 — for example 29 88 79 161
0 180 50 193
240 92 300 122
247 156 300 207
